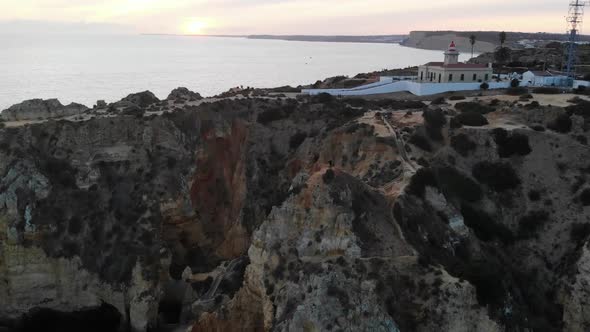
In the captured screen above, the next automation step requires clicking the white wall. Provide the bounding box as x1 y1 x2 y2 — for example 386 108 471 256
302 81 510 97
574 80 590 88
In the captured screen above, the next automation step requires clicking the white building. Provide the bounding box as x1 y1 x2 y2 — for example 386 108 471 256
417 41 493 83
522 71 568 87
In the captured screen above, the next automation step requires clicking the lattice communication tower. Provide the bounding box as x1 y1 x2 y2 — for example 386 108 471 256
566 0 588 82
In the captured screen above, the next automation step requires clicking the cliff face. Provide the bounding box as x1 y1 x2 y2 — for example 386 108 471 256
1 91 590 332
0 99 89 122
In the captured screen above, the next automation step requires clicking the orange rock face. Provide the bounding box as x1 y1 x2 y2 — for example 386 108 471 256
190 120 250 260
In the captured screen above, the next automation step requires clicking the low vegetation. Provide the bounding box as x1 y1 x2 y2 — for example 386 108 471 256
406 168 437 197
547 113 572 133
507 87 528 96
472 161 521 192
422 109 446 141
409 133 432 152
532 87 561 94
461 204 514 244
435 167 483 203
449 95 466 101
430 97 446 105
492 128 532 157
455 102 495 114
452 112 489 127
518 210 550 238
451 133 477 156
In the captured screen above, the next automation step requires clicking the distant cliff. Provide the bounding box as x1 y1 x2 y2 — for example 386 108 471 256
402 30 590 53
247 35 406 44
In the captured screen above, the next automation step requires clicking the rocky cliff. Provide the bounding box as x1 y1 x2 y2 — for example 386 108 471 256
1 99 89 122
1 89 590 332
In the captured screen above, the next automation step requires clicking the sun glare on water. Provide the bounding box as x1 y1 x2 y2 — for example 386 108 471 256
184 19 208 35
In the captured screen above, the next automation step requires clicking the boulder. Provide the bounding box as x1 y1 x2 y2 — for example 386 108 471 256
96 100 107 108
167 87 203 102
120 91 160 108
0 99 88 121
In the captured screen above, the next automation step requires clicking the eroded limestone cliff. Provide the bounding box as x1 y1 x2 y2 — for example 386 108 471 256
1 90 590 332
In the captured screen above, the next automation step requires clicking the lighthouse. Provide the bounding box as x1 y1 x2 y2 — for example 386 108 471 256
444 41 460 65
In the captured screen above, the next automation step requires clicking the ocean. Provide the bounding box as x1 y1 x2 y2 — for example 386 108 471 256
0 34 471 110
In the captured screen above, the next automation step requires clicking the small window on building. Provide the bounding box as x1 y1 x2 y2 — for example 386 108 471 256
438 74 441 83
449 74 453 81
460 74 465 81
473 74 477 81
420 72 423 80
485 74 489 81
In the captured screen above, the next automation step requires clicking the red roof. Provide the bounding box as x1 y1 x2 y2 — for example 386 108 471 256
424 62 488 69
449 41 456 49
443 63 488 69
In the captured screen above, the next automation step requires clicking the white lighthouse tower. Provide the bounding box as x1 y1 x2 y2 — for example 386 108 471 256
444 41 460 65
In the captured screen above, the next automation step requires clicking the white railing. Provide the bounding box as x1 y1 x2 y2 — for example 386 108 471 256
302 80 511 97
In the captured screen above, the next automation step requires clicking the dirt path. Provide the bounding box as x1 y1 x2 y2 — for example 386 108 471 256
382 116 417 174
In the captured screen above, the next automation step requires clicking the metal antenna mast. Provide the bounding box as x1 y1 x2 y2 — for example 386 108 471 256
566 0 588 82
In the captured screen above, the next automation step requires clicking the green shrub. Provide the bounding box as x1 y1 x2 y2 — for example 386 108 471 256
525 101 540 109
311 93 335 104
435 167 482 202
528 190 541 201
571 223 590 245
472 161 521 192
530 124 546 132
406 168 437 197
533 87 560 94
492 129 532 157
518 210 549 238
423 109 446 141
322 169 335 183
566 100 590 117
451 133 477 156
257 109 288 125
409 133 432 151
574 85 589 95
507 87 528 96
455 102 495 114
510 79 520 88
547 114 572 133
431 97 446 105
480 82 490 90
449 95 466 101
289 132 307 149
327 285 350 308
580 188 590 206
453 112 489 127
461 204 514 244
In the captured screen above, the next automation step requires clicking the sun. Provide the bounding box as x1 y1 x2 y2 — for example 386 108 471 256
184 19 208 35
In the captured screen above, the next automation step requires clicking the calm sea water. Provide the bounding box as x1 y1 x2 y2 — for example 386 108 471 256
0 35 471 110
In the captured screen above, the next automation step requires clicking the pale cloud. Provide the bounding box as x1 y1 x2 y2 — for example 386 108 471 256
0 0 571 35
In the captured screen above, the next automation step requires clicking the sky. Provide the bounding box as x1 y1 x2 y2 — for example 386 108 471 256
0 0 572 35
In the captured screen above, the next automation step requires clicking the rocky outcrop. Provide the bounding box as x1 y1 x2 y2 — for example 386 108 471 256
167 87 203 103
0 99 88 121
120 91 160 108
